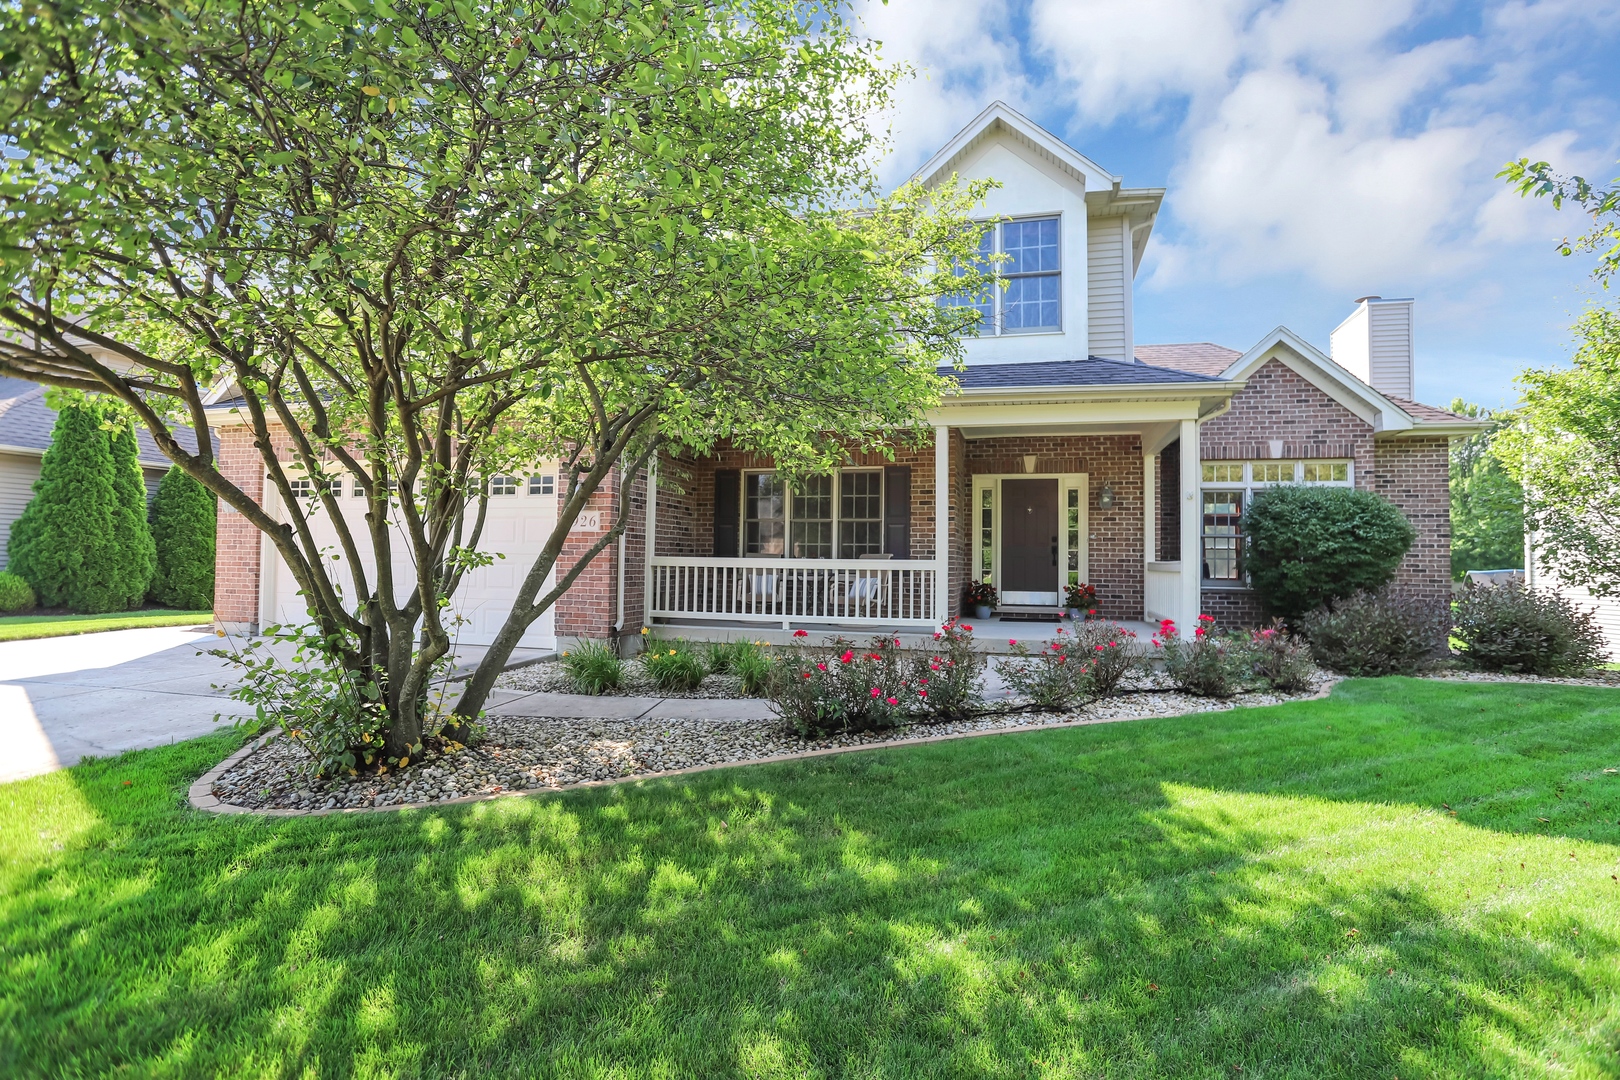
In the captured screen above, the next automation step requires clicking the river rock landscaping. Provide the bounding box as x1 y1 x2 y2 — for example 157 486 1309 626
205 674 1333 812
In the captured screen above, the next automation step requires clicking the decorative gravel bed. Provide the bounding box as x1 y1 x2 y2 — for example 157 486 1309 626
206 676 1334 812
1419 668 1620 689
495 657 753 699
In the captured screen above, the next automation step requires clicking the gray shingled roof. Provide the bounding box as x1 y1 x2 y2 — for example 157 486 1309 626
941 357 1225 389
1134 342 1242 376
0 377 206 465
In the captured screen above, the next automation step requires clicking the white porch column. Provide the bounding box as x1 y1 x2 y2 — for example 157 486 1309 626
934 424 950 627
1142 450 1156 565
643 456 657 634
1177 417 1201 639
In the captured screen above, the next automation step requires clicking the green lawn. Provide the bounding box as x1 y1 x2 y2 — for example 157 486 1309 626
5 680 1620 1078
0 609 213 642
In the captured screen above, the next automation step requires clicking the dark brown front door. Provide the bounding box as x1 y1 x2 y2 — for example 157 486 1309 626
1001 478 1058 601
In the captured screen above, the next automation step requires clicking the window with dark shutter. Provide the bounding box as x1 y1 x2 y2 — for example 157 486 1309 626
712 469 740 557
883 466 911 558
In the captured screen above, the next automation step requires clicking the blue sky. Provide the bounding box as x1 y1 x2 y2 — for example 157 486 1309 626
855 0 1620 408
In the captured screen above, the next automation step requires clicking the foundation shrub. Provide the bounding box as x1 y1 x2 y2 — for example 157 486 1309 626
997 626 1094 711
1242 486 1415 620
0 571 36 613
562 640 624 695
1248 619 1317 693
644 641 706 691
1074 620 1137 696
769 633 917 736
1453 583 1607 675
914 617 984 720
1301 591 1447 677
1154 616 1250 698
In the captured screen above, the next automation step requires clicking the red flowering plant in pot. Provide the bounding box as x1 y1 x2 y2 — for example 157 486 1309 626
962 580 997 619
769 633 917 737
1063 582 1099 620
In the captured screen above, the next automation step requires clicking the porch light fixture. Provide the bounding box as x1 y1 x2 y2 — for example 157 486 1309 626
1097 484 1115 510
1023 454 1038 474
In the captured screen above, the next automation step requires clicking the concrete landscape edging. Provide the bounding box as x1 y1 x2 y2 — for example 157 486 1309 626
187 681 1339 818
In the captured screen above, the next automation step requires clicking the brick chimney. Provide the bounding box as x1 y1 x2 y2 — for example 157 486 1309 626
1329 295 1414 399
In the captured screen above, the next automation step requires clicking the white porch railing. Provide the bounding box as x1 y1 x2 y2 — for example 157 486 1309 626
1144 561 1182 625
649 556 941 627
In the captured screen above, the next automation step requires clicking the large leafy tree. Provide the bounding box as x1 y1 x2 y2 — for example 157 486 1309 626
1498 155 1620 596
0 0 991 758
1447 399 1523 578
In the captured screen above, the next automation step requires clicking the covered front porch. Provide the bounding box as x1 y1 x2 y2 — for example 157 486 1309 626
640 365 1236 641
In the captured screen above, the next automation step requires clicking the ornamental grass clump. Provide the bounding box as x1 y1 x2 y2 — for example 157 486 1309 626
1301 591 1447 677
769 633 918 737
1248 619 1317 694
562 640 624 695
1153 616 1250 698
730 642 775 697
644 641 707 692
997 626 1094 711
1453 582 1607 675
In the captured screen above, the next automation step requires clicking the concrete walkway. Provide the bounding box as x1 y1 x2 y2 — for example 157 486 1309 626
0 624 773 784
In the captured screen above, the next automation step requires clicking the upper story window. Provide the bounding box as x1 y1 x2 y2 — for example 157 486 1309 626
938 216 1062 335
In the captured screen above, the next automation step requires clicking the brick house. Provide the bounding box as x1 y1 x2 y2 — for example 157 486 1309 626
209 102 1482 649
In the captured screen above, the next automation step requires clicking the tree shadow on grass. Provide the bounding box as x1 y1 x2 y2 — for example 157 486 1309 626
5 679 1620 1077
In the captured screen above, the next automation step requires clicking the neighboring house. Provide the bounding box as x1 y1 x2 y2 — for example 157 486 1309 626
0 376 201 569
1524 549 1620 657
207 102 1485 647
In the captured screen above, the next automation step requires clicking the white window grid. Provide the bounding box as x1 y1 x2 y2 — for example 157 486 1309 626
488 474 519 496
741 469 884 559
1198 459 1354 583
529 474 555 496
939 214 1062 336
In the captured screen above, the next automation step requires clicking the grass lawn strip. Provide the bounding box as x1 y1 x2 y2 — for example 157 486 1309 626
0 609 212 641
5 677 1620 1077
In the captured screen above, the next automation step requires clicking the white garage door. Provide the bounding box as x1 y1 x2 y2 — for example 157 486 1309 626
268 473 557 650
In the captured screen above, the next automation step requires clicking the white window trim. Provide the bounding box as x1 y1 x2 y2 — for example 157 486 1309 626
740 468 885 559
1197 460 1355 585
946 213 1064 337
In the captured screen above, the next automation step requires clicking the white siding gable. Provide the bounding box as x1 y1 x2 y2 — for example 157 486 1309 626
947 137 1089 365
0 452 41 569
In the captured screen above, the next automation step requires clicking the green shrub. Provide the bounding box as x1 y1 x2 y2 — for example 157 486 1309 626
703 640 737 675
997 629 1093 711
1248 619 1317 693
769 634 914 736
108 414 156 608
0 571 36 613
1242 486 1415 619
644 641 706 691
1302 591 1447 676
1453 583 1607 675
1074 619 1137 697
8 397 129 612
561 640 624 695
729 642 775 697
917 618 986 719
149 465 216 609
1153 616 1250 697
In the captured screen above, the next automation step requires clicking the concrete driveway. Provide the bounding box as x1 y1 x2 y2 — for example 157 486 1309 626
0 624 248 783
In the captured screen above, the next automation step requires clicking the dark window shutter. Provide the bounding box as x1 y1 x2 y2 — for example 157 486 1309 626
1158 442 1180 561
712 469 740 557
883 466 911 559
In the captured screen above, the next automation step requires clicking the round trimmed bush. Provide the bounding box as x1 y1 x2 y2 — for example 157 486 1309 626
0 571 36 613
1454 582 1607 675
1242 486 1415 619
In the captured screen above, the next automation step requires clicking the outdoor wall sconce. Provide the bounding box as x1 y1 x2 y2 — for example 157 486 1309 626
1023 454 1038 474
1097 484 1116 510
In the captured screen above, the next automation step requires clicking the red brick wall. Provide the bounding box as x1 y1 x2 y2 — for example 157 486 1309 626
553 466 644 645
1369 435 1452 613
1201 359 1377 467
214 424 267 628
962 434 1144 620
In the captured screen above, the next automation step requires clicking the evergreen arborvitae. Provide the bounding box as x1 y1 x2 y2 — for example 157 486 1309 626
149 464 216 610
7 399 124 611
108 412 156 608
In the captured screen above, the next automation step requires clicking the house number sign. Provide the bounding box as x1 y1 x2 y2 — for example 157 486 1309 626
569 510 602 533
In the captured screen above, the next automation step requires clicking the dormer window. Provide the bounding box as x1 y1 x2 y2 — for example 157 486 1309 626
939 216 1062 334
